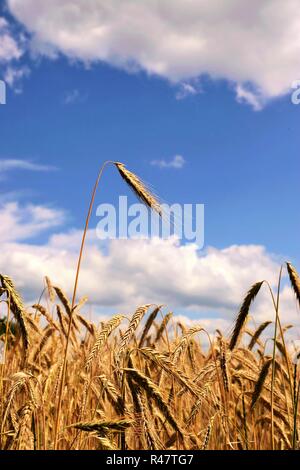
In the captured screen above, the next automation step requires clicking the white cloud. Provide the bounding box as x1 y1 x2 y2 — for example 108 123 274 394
63 88 84 104
250 283 300 327
235 84 265 111
0 190 298 336
0 203 286 307
171 315 232 339
7 0 300 107
0 159 57 179
0 196 298 335
1 233 272 310
151 155 185 169
175 82 201 100
0 16 23 63
3 65 30 93
0 201 65 243
0 16 29 93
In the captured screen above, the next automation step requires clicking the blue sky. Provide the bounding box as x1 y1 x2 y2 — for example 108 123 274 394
0 1 299 331
1 54 299 259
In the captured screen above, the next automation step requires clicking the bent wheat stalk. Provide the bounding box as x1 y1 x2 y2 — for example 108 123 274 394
53 161 162 449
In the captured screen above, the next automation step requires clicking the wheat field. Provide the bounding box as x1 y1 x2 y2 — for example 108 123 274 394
0 163 299 450
0 268 299 450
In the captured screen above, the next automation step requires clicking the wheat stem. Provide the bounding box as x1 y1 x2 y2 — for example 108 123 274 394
53 160 113 449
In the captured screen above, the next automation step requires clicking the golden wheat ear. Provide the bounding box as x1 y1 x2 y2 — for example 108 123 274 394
114 162 162 215
286 262 300 308
45 276 55 302
0 274 29 353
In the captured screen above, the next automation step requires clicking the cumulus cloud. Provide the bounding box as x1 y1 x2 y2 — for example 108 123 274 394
6 0 300 107
0 196 299 337
0 200 290 310
0 233 271 308
0 195 298 334
151 155 185 169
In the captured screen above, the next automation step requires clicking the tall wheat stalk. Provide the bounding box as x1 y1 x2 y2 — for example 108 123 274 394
270 267 283 450
53 161 161 449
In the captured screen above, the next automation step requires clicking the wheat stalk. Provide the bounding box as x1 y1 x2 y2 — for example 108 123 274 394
286 262 300 308
154 312 173 344
251 358 272 409
32 304 59 330
76 314 95 336
201 415 215 450
229 281 264 350
124 367 183 437
33 326 55 362
53 286 72 316
117 305 151 362
248 321 272 350
45 276 55 303
97 374 124 415
0 275 30 355
139 305 162 348
172 326 203 364
72 418 132 434
219 339 230 393
86 314 124 371
115 163 162 215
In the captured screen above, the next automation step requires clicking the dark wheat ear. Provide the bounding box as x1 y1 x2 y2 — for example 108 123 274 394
139 305 162 348
286 262 300 308
229 281 264 350
114 162 162 215
251 358 272 409
248 321 272 351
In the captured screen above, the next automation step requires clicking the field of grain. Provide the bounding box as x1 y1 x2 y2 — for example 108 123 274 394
0 163 299 450
0 267 299 450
